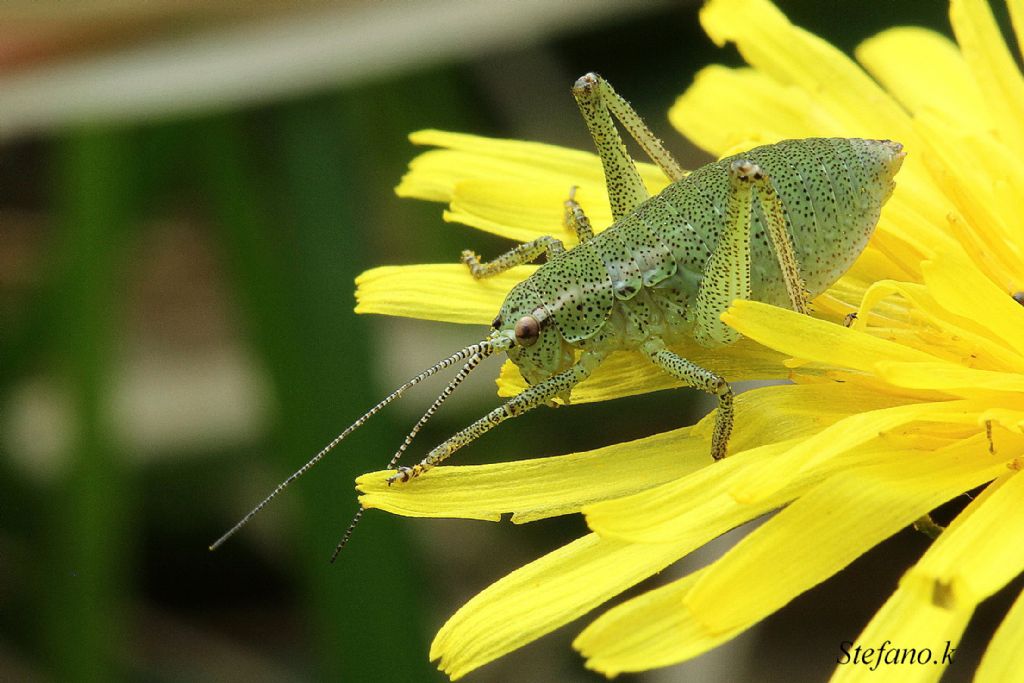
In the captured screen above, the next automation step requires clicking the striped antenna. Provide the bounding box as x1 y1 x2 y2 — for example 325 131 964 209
209 337 508 552
330 349 488 562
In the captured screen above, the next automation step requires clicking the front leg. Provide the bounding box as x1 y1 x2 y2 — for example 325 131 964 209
462 234 565 279
388 351 606 483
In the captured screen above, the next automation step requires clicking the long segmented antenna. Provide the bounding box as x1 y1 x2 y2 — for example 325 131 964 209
209 337 508 552
330 350 488 562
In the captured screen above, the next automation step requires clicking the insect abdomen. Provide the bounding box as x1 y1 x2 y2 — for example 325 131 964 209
658 138 902 308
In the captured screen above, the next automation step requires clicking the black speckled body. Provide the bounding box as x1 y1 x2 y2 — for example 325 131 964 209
498 137 904 384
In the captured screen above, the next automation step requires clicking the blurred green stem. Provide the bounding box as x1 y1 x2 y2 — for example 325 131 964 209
44 130 135 681
196 102 435 680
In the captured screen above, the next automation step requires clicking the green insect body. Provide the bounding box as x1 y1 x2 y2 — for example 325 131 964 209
386 75 904 485
210 74 904 558
499 137 903 385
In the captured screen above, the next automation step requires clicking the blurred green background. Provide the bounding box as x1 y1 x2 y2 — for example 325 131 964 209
4 1 1007 682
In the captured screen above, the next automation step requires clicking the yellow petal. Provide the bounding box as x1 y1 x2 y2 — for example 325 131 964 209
975 586 1024 683
397 129 607 201
949 0 1024 157
688 379 888 451
407 129 671 189
914 114 1024 280
876 361 1024 396
585 382 912 543
585 437 796 545
397 130 668 239
672 66 948 246
978 407 1024 436
832 466 1024 682
946 210 1024 297
727 399 987 505
870 210 938 280
684 435 1008 635
696 0 950 242
816 250 916 321
354 263 532 324
851 282 934 337
581 467 1022 679
444 180 614 244
856 279 1024 373
856 27 988 124
722 300 937 373
670 65 842 154
407 129 666 187
575 567 744 677
430 533 684 680
358 426 709 523
496 337 791 403
922 251 1024 354
364 381 875 527
850 244 917 284
912 469 1024 605
699 0 913 142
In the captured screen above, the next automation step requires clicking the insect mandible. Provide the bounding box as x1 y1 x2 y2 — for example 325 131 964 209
211 73 905 559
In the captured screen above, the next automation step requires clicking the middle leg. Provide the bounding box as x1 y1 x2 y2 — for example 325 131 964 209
643 340 734 460
462 234 565 279
563 186 595 243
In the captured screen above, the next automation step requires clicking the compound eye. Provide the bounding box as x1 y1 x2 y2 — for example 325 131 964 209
514 315 540 347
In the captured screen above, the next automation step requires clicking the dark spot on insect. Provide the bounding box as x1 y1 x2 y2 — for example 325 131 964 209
491 315 503 329
1013 291 1024 306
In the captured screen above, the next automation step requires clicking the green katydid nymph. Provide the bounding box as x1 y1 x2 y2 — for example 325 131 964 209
211 73 904 559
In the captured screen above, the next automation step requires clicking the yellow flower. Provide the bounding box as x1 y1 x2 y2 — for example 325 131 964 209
356 0 1024 679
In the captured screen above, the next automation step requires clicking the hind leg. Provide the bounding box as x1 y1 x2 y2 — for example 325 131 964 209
694 159 811 347
572 72 685 221
752 177 810 314
693 159 757 346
